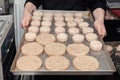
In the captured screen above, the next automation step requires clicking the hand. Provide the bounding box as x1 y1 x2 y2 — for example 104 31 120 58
94 20 107 38
21 12 32 29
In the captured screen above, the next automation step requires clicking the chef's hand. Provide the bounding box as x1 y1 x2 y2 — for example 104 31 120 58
21 2 37 29
94 20 107 38
21 12 32 29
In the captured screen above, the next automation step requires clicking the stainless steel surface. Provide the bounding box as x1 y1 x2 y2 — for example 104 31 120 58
0 20 5 31
0 15 13 41
107 2 120 9
107 0 120 3
0 0 9 14
11 10 116 75
107 0 120 8
0 61 3 80
0 15 13 80
0 20 7 39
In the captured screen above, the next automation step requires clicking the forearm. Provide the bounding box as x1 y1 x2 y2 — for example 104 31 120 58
24 2 37 15
93 8 105 22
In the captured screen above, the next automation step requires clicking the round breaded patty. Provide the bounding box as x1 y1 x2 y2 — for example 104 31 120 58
32 15 41 21
68 27 79 35
85 33 98 42
67 21 77 28
40 27 51 33
33 10 43 16
90 40 102 51
67 43 89 57
56 33 68 42
55 27 65 34
41 21 52 27
75 12 83 18
21 42 43 56
42 16 53 21
117 45 120 51
72 34 84 43
55 21 66 27
30 20 40 27
36 33 56 46
73 56 99 70
54 16 64 22
28 27 39 34
16 56 42 71
106 45 113 52
78 22 89 29
45 56 70 70
82 27 94 35
44 42 66 56
25 32 36 41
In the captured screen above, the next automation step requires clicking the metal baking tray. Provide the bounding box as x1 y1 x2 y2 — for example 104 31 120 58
11 10 116 75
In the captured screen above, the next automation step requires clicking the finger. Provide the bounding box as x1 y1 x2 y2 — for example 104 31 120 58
94 21 107 39
22 25 27 30
101 30 107 39
102 27 107 38
98 24 106 38
97 28 102 36
97 27 105 39
101 34 104 39
21 19 30 29
21 25 27 30
103 31 107 37
101 30 106 39
21 21 27 29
